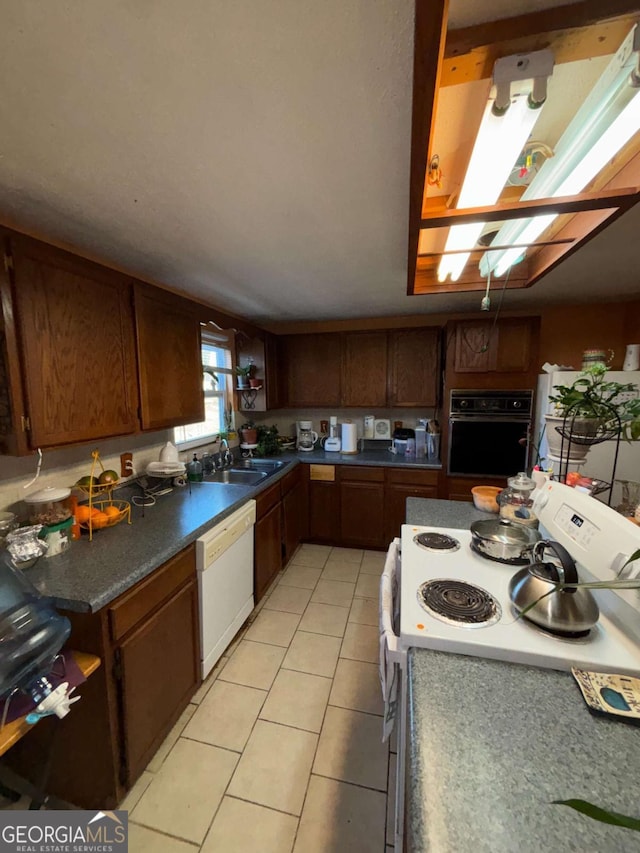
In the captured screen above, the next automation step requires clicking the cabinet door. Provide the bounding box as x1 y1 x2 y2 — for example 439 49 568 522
118 579 199 785
384 484 438 544
341 331 388 407
282 481 304 565
495 319 533 372
255 503 282 601
8 235 138 448
340 480 385 548
134 284 204 430
308 480 339 543
388 328 440 406
265 333 285 409
282 334 342 407
454 322 495 373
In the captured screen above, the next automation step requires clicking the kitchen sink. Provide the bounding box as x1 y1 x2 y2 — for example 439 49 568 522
203 469 269 486
231 459 285 472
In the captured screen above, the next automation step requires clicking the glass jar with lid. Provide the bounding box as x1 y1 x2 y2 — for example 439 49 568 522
24 487 72 526
499 472 538 528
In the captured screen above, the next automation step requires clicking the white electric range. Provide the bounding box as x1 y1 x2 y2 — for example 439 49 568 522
381 481 640 852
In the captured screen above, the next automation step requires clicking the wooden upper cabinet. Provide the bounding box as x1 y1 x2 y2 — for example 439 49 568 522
341 331 388 407
453 318 537 375
454 321 495 372
265 333 285 409
282 333 341 407
5 234 138 450
134 284 204 430
388 328 440 407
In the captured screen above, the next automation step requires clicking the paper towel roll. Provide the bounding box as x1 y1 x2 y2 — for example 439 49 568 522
341 421 358 454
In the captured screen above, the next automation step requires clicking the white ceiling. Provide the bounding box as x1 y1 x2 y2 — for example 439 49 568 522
0 0 638 324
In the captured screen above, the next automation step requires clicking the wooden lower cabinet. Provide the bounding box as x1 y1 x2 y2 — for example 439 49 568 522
255 502 283 601
4 546 200 807
339 467 385 548
308 479 340 543
383 469 439 544
282 479 307 564
117 581 199 784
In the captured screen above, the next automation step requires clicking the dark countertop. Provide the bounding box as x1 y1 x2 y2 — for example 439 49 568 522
281 448 441 470
24 459 302 614
25 451 441 615
403 497 640 853
407 649 640 853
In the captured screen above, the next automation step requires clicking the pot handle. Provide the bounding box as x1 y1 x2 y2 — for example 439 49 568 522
535 540 579 592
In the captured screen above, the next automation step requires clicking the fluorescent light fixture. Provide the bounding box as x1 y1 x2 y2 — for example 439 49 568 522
437 50 552 283
481 25 640 279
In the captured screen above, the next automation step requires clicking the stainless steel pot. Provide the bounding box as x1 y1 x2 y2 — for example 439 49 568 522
470 518 541 565
509 540 599 634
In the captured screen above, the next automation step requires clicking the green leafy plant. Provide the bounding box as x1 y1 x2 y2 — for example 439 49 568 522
548 363 640 441
235 364 253 378
554 799 640 832
256 424 281 457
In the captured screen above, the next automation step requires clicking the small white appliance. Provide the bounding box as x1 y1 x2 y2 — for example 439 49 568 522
324 415 341 452
296 420 318 452
341 421 358 454
380 482 640 850
624 344 640 372
373 418 391 440
364 415 375 439
196 501 255 678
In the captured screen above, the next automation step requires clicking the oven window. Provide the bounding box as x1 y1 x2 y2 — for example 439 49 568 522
449 420 529 477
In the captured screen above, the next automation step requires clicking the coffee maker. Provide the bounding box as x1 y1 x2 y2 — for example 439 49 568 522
296 420 319 452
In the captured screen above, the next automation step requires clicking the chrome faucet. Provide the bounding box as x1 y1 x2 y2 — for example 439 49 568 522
219 438 233 468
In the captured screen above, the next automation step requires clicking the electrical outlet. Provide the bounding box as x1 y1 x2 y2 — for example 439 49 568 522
120 453 133 478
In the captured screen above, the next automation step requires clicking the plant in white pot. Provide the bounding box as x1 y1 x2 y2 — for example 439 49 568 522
545 364 640 461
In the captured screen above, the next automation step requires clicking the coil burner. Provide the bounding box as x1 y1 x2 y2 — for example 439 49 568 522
414 532 460 553
417 579 501 627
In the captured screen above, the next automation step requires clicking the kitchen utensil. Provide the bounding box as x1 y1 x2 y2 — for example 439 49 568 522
297 420 319 452
470 486 501 513
426 432 440 461
159 441 180 463
0 512 18 547
470 517 540 564
499 471 538 528
24 487 72 526
623 344 640 371
363 416 375 439
615 479 640 517
341 422 358 454
146 461 187 476
509 539 599 634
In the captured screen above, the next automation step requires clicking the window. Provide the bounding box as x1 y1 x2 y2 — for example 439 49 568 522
174 329 233 449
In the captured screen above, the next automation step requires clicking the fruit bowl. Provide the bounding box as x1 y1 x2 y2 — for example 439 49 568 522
77 500 131 531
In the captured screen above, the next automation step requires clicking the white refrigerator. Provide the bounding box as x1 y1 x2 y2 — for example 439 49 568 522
534 371 640 505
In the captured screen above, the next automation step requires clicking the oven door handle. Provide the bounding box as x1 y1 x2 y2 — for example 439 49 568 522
449 416 531 423
380 539 403 666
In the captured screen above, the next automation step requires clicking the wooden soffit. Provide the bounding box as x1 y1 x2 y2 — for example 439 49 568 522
408 0 640 296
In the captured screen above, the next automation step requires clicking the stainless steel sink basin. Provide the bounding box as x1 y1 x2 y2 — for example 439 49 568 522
232 459 285 472
205 469 269 486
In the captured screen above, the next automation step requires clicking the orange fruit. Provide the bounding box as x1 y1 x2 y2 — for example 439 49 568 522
76 505 91 523
104 506 121 519
91 512 109 529
90 507 102 517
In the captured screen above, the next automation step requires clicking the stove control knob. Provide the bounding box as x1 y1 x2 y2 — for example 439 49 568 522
513 400 522 409
536 492 550 511
459 400 469 409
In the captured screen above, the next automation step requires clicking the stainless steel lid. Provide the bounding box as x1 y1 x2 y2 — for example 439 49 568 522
470 517 539 546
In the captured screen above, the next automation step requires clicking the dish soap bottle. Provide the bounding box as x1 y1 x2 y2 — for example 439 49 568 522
186 454 203 483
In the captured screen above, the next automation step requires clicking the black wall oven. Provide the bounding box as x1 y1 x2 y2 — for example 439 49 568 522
448 390 533 478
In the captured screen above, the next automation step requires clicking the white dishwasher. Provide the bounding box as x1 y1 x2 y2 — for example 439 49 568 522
196 500 256 679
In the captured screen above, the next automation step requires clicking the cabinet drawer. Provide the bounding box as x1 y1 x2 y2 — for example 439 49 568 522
280 465 302 496
109 546 195 642
385 468 439 486
339 465 384 483
255 482 281 518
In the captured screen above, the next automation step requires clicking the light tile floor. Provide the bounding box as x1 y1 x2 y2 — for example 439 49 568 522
124 545 396 852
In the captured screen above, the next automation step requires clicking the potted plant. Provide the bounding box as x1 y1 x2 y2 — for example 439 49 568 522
545 364 640 460
235 364 252 389
240 420 258 445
